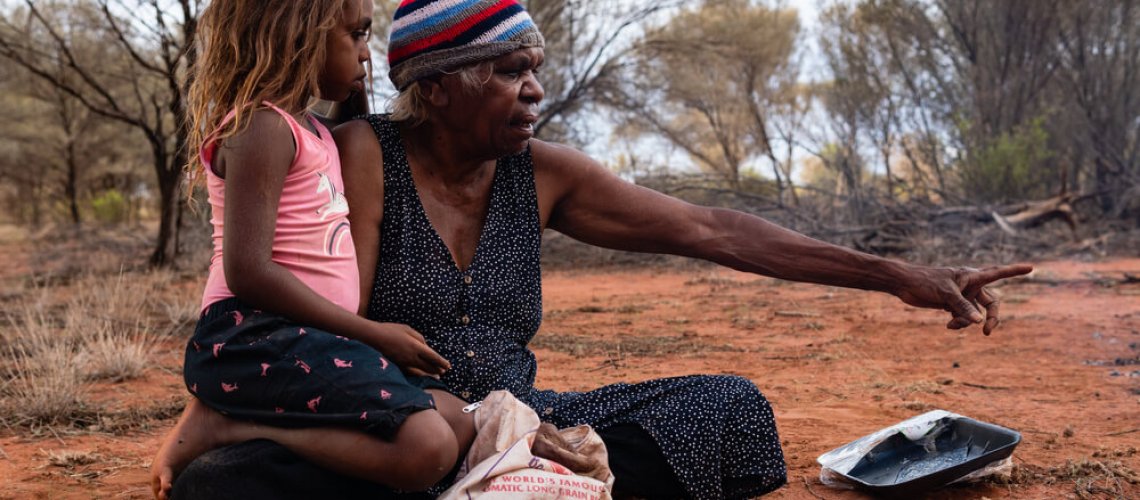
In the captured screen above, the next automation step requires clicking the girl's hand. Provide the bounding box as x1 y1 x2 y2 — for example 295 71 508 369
370 323 451 377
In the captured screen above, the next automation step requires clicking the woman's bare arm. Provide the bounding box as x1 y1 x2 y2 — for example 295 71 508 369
334 119 385 316
532 140 1031 334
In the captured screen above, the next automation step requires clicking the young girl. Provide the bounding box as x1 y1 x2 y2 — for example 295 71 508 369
149 1 475 498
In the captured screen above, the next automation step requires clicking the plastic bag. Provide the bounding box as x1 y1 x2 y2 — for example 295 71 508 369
817 410 1014 490
439 390 614 499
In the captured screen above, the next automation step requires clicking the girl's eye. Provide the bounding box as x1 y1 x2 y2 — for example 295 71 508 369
352 29 371 41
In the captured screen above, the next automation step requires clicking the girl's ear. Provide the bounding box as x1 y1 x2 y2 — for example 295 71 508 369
420 77 449 107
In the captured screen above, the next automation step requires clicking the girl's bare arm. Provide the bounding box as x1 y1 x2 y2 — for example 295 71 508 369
220 110 448 374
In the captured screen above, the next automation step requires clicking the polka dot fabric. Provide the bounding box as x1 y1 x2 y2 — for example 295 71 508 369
364 115 787 499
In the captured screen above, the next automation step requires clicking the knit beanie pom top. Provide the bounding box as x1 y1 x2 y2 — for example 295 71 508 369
387 0 545 90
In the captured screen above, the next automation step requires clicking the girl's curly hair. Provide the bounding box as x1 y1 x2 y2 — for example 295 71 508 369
184 0 353 186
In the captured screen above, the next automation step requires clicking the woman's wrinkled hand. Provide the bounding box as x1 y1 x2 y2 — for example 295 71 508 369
895 263 1033 335
531 422 601 473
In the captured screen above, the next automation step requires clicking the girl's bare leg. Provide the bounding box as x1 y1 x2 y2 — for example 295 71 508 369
427 389 477 455
151 399 233 500
150 398 458 500
427 389 594 472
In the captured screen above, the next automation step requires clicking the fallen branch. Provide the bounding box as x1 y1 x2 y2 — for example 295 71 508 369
774 311 820 318
991 194 1079 240
1016 274 1140 286
1103 428 1139 437
962 382 1010 390
762 355 810 361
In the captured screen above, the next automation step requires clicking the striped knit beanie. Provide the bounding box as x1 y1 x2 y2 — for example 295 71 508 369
387 0 545 90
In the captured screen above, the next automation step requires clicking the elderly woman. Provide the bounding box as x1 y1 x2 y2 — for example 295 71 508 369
170 1 1030 498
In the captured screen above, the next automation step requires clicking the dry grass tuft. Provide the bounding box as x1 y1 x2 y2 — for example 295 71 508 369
2 295 85 429
46 449 100 468
39 447 140 483
78 317 156 383
162 296 202 336
896 400 936 412
0 259 197 429
1 341 88 428
990 458 1139 499
82 396 187 435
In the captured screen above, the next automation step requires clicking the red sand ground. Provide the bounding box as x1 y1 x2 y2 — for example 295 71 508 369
1 259 1138 499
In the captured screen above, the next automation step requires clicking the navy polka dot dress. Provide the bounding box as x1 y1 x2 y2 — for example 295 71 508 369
363 115 787 499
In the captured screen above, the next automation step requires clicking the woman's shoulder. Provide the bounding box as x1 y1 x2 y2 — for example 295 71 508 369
332 117 385 174
529 139 607 179
529 139 619 209
332 114 393 145
333 114 383 145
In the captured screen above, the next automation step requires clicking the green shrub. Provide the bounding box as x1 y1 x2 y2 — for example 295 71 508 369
90 190 129 224
959 117 1054 203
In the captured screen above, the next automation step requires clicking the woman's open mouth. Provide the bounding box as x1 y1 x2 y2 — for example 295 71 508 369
511 114 538 135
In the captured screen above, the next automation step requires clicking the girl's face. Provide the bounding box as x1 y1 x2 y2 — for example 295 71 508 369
320 0 373 102
441 48 546 157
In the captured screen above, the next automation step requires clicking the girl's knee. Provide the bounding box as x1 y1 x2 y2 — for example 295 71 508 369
390 412 458 490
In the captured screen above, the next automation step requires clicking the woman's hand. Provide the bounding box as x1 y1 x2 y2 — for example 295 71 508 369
368 322 451 377
894 263 1033 335
532 423 600 473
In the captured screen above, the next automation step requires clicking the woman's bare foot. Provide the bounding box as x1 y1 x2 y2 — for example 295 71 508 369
149 399 239 500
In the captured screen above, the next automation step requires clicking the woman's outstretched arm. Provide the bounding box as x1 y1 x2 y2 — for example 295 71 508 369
531 140 1031 335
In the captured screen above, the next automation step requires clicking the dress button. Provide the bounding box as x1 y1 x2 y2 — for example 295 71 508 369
461 391 471 399
463 275 473 285
461 314 470 325
542 407 554 416
465 350 475 358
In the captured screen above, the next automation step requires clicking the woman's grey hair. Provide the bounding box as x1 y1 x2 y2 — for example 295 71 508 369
389 61 494 125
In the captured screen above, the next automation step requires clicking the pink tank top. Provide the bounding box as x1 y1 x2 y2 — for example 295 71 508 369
199 103 360 313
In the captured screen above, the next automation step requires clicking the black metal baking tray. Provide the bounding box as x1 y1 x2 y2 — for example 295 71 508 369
840 416 1021 498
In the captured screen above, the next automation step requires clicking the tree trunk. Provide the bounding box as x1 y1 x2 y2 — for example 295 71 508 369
770 161 785 205
1094 156 1115 213
151 169 181 266
65 138 80 225
882 144 894 202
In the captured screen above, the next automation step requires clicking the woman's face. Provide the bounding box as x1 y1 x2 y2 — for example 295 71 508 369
441 47 545 157
320 0 373 102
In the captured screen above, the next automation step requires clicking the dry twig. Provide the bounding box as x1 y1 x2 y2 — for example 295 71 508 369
1104 428 1139 437
801 475 829 500
775 310 819 318
962 382 1011 390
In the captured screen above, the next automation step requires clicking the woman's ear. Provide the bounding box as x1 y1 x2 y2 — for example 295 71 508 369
420 77 450 107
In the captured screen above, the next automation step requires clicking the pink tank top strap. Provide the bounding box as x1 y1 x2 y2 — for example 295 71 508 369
199 102 331 176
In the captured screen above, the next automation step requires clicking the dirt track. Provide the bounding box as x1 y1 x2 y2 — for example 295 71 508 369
1 259 1138 499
